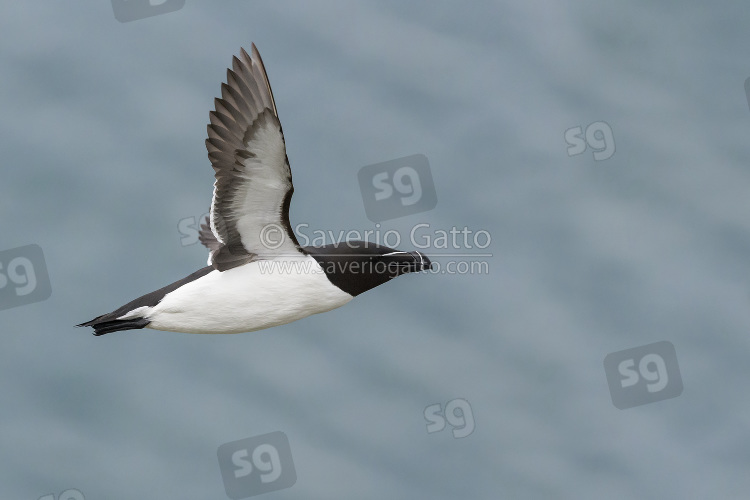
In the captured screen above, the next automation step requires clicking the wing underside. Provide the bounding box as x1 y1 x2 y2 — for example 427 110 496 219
204 44 301 271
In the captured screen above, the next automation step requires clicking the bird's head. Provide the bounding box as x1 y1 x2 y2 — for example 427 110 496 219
304 242 432 296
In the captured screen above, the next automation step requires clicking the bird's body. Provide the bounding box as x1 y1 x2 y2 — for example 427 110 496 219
145 255 352 334
78 44 431 336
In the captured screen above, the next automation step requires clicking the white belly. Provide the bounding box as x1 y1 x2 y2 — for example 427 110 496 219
146 255 353 334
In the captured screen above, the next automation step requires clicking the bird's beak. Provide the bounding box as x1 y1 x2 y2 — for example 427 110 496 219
409 251 432 272
380 251 432 273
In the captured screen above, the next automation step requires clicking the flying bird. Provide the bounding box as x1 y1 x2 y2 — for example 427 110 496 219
78 44 431 335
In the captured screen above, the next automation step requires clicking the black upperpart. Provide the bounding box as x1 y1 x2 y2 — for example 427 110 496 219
304 242 432 296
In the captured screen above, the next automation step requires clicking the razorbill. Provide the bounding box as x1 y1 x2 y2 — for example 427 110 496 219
78 44 432 335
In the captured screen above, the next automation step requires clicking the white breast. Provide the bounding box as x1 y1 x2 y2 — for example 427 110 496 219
146 255 353 334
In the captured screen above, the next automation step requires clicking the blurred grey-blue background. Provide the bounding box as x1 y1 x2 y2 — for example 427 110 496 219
2 1 750 498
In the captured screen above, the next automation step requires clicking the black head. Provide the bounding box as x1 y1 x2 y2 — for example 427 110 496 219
304 241 432 296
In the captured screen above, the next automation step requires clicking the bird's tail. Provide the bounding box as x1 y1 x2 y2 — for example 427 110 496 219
76 316 150 336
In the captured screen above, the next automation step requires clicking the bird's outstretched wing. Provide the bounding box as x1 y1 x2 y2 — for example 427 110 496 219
205 43 301 271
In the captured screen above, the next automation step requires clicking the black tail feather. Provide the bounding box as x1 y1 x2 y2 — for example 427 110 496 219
77 265 213 337
76 317 150 336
